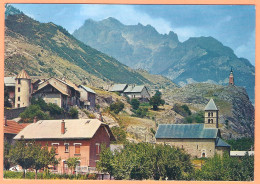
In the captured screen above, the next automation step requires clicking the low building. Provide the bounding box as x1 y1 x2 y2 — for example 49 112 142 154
155 99 230 158
230 151 254 157
110 84 150 100
109 84 128 95
14 119 116 173
4 118 28 144
78 85 96 110
124 85 150 100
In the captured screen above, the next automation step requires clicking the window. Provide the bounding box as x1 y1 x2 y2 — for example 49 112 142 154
96 143 100 155
18 96 20 101
74 143 81 155
208 112 210 117
18 79 21 84
208 119 210 123
211 112 213 117
18 104 20 108
64 143 69 153
52 143 59 154
18 87 20 92
211 119 213 123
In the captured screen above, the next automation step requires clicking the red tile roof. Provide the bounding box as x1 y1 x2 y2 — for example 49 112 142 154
4 120 29 134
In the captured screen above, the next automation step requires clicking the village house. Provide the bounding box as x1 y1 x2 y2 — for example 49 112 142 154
14 119 116 174
78 85 96 110
110 83 150 101
155 99 231 158
123 85 150 100
4 117 28 144
109 84 128 95
32 77 80 110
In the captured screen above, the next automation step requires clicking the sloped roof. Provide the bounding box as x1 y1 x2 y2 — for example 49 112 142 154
33 78 69 96
215 137 231 147
4 120 29 134
16 69 30 79
79 85 96 94
124 85 145 93
14 119 115 141
4 77 16 86
155 124 218 139
110 84 128 92
204 99 218 111
57 78 80 92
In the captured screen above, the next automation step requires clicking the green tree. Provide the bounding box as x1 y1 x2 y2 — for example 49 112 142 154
130 99 140 110
96 144 114 179
67 157 80 174
149 91 165 111
97 142 193 180
134 107 148 118
9 140 35 178
31 144 58 179
4 141 12 170
20 105 50 123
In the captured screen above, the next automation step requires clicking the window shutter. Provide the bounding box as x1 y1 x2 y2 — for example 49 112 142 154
75 144 80 154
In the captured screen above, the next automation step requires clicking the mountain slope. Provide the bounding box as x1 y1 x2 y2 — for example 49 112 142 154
73 18 255 102
162 83 254 139
5 13 151 87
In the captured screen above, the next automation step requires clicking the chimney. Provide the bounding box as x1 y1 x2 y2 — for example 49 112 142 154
4 116 7 126
61 119 65 134
33 116 37 123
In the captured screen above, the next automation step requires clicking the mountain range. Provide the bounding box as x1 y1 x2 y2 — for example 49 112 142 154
4 6 254 138
73 17 255 103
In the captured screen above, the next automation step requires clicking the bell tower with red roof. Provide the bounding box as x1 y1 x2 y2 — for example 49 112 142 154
229 68 234 86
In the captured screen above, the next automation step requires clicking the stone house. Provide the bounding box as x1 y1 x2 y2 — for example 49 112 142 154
155 99 230 158
123 85 150 100
78 85 96 110
32 77 80 110
14 119 116 174
110 83 150 101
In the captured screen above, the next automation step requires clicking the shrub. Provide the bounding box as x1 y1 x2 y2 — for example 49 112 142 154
69 107 78 119
172 104 191 117
111 126 126 143
134 107 148 118
130 98 140 110
109 101 124 114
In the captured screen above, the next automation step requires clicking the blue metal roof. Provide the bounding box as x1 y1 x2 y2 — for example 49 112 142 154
215 137 231 147
155 124 218 139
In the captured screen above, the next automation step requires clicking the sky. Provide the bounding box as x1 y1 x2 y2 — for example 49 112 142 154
10 4 255 65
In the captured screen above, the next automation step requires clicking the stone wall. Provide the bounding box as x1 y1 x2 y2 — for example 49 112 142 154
156 138 216 158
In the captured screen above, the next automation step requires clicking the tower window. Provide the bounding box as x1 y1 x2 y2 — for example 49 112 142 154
211 112 213 117
208 119 210 123
18 96 20 101
18 87 20 92
18 79 21 84
208 112 210 117
211 119 213 123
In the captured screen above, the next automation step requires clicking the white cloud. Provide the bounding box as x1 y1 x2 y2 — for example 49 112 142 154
79 5 173 34
234 30 255 65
